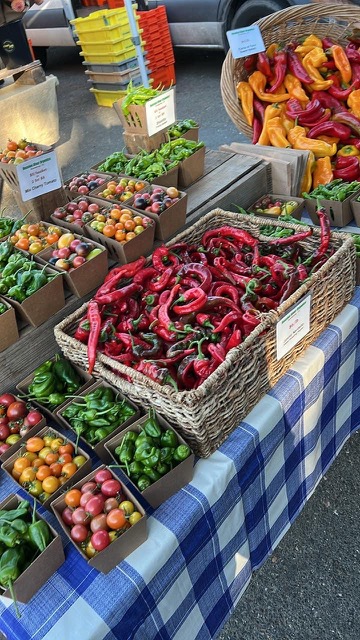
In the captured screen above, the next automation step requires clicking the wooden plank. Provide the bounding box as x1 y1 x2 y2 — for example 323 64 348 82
186 153 262 215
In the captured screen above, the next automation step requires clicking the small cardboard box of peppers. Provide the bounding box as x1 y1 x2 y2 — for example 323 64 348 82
0 350 195 607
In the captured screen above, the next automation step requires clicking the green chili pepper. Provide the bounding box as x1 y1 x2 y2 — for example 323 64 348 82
52 356 81 390
173 444 191 462
135 446 161 467
142 466 161 483
156 462 170 476
137 475 152 492
122 431 138 445
25 265 49 296
33 360 54 376
6 285 27 303
0 519 28 536
0 240 14 261
128 460 144 481
0 547 23 618
160 429 178 448
0 524 20 548
135 433 157 448
160 447 175 464
142 408 162 439
0 501 30 523
28 499 51 553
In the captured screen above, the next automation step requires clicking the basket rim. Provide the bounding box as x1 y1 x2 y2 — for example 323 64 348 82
220 3 360 136
53 207 356 403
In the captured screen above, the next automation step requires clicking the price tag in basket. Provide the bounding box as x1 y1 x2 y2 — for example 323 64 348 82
16 150 62 202
226 25 265 59
145 88 176 137
276 294 311 360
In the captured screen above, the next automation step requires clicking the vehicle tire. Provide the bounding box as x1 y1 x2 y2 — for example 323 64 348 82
32 46 48 70
231 0 289 28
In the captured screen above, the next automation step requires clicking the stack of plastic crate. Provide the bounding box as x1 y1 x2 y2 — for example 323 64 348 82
137 6 175 88
71 7 148 106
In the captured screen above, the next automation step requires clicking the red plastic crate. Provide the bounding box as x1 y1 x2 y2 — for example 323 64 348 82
107 0 124 7
150 64 176 89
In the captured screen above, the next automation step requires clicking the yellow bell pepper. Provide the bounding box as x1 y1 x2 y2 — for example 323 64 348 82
347 89 360 119
257 103 285 146
337 144 360 157
287 126 337 157
312 156 334 189
267 117 291 148
248 71 290 103
284 73 310 103
299 151 316 195
294 45 317 58
331 44 352 85
302 48 334 91
236 81 254 127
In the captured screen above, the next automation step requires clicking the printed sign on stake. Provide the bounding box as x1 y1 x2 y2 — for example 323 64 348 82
276 294 311 360
16 151 62 202
145 88 176 137
226 25 265 59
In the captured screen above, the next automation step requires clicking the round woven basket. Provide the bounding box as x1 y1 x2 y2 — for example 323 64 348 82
220 3 360 138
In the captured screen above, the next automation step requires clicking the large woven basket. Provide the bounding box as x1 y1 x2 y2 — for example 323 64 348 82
54 209 356 458
221 3 360 138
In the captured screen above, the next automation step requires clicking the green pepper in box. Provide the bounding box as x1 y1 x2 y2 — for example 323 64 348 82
105 409 194 508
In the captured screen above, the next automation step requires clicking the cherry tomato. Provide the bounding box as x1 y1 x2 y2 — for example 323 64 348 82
118 500 135 516
73 455 87 468
80 491 95 509
94 468 112 485
85 495 105 517
0 393 16 407
38 446 52 460
26 437 45 453
45 452 59 466
91 530 110 551
129 511 143 526
106 508 127 530
101 478 122 498
85 540 96 558
64 488 82 508
49 462 63 478
62 506 74 527
27 479 44 497
50 437 65 452
90 513 109 533
58 443 75 456
71 524 89 543
6 401 28 420
72 507 91 526
41 475 60 494
19 467 37 485
57 453 73 465
13 457 31 475
81 481 97 494
61 462 78 479
36 465 52 482
103 497 119 513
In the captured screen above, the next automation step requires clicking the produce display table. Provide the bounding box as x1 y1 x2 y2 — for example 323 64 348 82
0 286 359 640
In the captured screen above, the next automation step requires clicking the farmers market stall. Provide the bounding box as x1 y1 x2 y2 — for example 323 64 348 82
0 286 359 638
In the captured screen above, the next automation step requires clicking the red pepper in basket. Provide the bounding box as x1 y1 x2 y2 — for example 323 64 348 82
211 282 240 305
243 53 257 74
226 329 242 351
267 47 287 93
266 228 313 246
172 287 208 315
256 51 273 79
148 267 175 293
97 256 146 297
331 111 360 137
333 156 360 180
152 245 180 271
327 74 360 101
74 317 90 343
135 360 178 390
307 120 351 141
311 91 347 113
212 310 243 333
253 97 266 123
286 46 313 84
86 300 101 375
95 282 142 306
279 272 300 304
202 226 259 249
133 266 158 286
252 114 263 144
344 44 360 64
177 263 213 292
307 201 331 267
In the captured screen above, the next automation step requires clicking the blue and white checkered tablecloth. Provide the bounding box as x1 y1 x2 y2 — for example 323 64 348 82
1 287 359 640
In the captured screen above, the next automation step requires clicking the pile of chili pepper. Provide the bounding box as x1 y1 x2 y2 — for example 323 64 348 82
237 32 360 192
73 212 332 391
168 119 199 139
60 385 137 450
0 499 52 618
111 408 192 492
303 178 360 201
22 355 83 411
0 243 58 302
97 138 204 181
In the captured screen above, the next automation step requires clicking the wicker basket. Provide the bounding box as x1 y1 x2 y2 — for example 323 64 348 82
54 209 356 458
220 3 360 138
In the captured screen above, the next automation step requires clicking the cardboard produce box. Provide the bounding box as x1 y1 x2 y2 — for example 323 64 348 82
0 397 46 463
247 194 305 220
50 465 148 574
122 130 168 154
0 297 19 352
35 239 108 298
0 494 65 604
104 412 195 509
2 425 92 509
305 191 359 227
114 88 175 136
55 380 141 464
15 354 94 420
85 216 155 263
126 184 187 241
350 192 360 227
177 146 205 188
3 267 65 328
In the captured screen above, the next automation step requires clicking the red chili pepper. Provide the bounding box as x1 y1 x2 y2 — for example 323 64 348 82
309 202 331 266
157 283 181 328
255 296 278 311
208 265 237 285
333 163 360 180
267 48 287 93
207 342 226 364
177 263 213 292
252 114 262 144
86 300 101 374
322 37 336 49
212 310 243 333
256 51 273 79
321 60 337 70
104 350 133 366
243 53 257 73
335 155 359 168
331 111 360 137
242 310 261 336
152 245 180 271
266 228 313 246
133 266 158 286
135 361 178 390
296 263 308 282
203 295 245 314
74 317 90 343
95 282 142 305
172 287 208 315
211 283 239 305
253 97 266 123
286 46 313 84
311 91 347 114
97 257 146 296
327 74 360 100
207 237 239 256
226 329 242 351
341 137 360 150
307 120 351 140
202 226 258 249
345 45 360 63
286 98 324 121
148 266 175 293
279 271 300 304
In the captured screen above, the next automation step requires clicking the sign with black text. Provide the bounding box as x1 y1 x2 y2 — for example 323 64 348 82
226 25 265 59
16 151 62 202
145 88 176 136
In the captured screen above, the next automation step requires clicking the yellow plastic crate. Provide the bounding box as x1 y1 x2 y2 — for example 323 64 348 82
80 47 137 63
70 7 138 32
77 36 144 54
90 87 127 107
74 23 141 43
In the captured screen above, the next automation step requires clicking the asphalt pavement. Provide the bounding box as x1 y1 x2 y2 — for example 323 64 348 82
1 46 360 640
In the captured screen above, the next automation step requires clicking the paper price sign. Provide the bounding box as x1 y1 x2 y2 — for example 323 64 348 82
16 151 62 202
276 294 311 360
145 88 176 137
226 25 265 59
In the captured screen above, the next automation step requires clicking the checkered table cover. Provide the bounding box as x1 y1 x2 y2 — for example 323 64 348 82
0 287 359 640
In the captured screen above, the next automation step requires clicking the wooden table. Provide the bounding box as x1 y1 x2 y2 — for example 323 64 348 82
1 149 268 389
